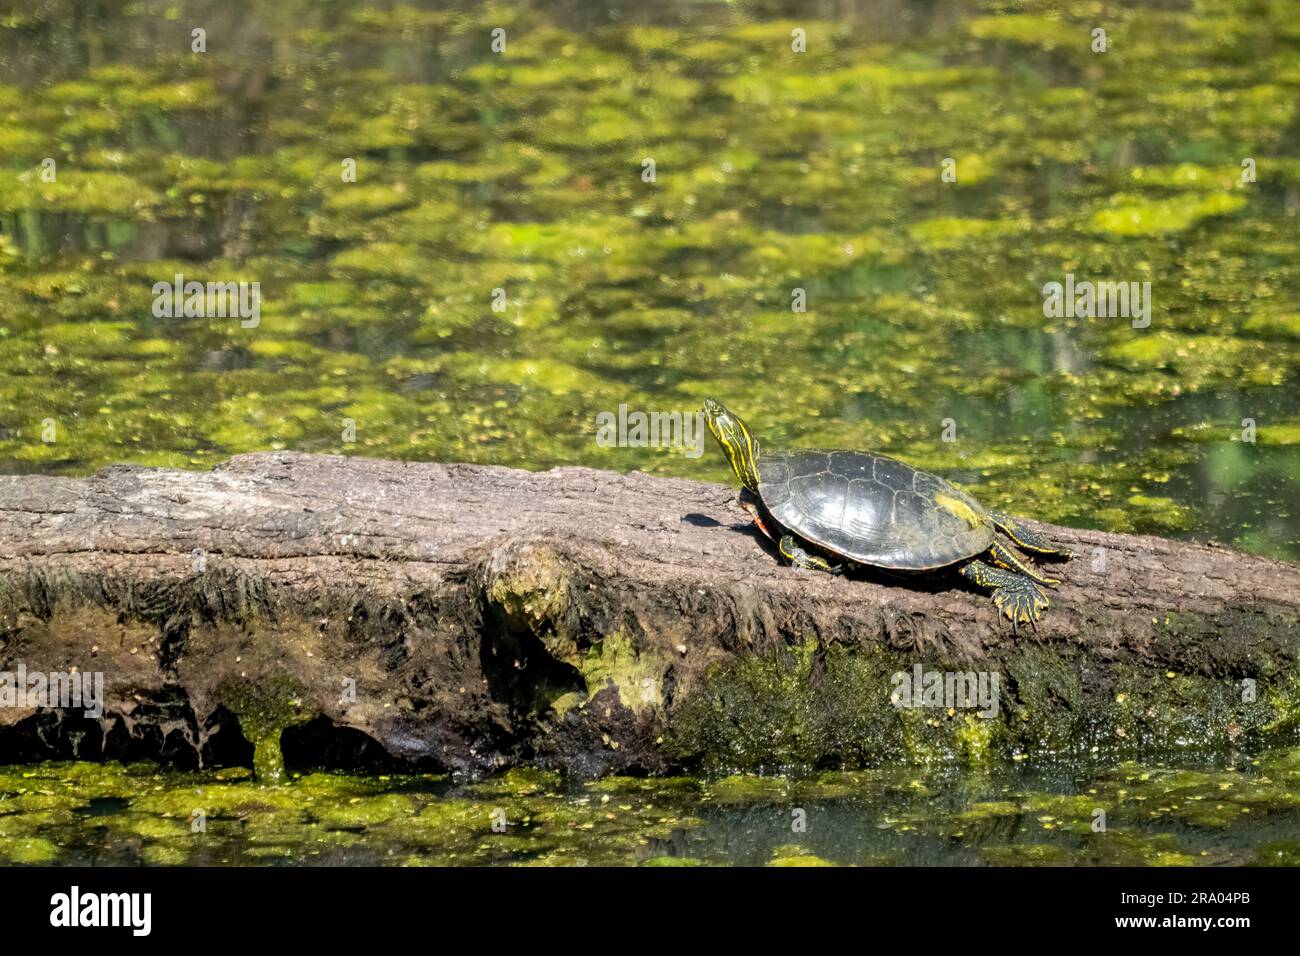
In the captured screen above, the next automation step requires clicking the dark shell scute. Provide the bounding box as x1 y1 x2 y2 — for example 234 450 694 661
868 453 916 493
789 469 848 530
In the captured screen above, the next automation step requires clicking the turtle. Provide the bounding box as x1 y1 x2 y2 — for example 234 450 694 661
702 398 1071 624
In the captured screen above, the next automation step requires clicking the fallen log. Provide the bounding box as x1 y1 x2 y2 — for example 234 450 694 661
0 451 1297 778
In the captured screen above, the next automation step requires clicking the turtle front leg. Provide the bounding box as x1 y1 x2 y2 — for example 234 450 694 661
989 538 1059 587
988 511 1073 559
779 534 843 575
959 559 1048 624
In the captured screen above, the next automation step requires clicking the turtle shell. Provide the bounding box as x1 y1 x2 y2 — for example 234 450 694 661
757 449 994 570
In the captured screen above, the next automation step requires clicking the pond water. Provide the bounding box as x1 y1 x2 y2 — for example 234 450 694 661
3 751 1299 866
1 0 1297 555
0 0 1298 865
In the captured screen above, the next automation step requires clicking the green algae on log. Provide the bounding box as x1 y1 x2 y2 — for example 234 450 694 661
0 451 1298 776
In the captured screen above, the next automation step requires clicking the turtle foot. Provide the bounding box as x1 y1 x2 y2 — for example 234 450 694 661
959 559 1049 625
991 579 1049 625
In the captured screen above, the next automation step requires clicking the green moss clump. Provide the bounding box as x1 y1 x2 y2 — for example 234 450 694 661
576 632 670 715
668 638 1020 768
666 627 1300 770
769 845 836 867
217 672 314 782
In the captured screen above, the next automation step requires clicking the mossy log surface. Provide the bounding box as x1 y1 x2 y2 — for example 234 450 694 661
1 451 1298 776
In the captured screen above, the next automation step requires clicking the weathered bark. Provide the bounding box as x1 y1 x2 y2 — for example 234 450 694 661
0 451 1297 777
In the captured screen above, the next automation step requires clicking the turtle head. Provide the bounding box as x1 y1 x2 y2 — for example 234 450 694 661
703 398 761 492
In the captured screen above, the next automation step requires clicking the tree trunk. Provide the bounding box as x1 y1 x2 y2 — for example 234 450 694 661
1 451 1297 777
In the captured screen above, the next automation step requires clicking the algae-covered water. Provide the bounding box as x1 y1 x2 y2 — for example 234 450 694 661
2 0 1298 556
3 752 1300 866
1 0 1299 864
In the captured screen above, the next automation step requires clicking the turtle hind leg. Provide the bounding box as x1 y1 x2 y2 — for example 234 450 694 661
989 538 1059 587
989 511 1073 559
959 559 1048 624
779 534 843 575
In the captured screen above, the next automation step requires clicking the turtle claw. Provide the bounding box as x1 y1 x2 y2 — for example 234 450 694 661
961 559 1050 626
993 584 1048 625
